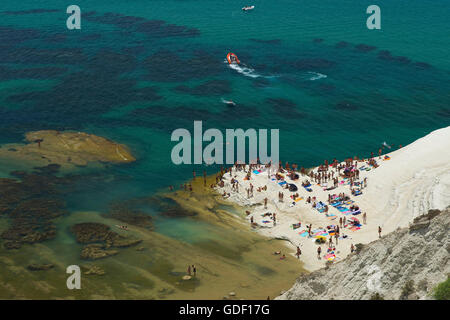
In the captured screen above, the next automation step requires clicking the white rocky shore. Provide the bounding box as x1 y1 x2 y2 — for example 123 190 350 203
278 208 449 300
215 126 450 298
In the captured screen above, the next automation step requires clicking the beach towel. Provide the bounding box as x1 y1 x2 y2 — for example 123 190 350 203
278 181 287 186
299 231 309 237
253 170 260 175
295 197 303 202
324 253 336 261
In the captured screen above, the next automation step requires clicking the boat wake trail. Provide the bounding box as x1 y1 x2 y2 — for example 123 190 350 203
306 71 327 81
226 60 277 79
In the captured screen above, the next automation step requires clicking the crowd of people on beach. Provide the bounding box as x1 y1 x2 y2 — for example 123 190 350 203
167 148 394 270
204 152 389 263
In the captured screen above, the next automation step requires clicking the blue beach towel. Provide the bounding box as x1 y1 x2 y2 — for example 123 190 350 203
331 202 342 207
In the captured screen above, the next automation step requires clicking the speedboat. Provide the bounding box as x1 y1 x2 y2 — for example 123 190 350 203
226 52 240 64
222 98 236 106
242 5 255 11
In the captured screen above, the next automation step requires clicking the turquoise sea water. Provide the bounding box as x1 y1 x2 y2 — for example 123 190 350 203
0 0 449 241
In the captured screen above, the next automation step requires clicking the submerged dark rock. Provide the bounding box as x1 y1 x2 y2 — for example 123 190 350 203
436 108 450 118
2 9 59 15
83 12 200 38
377 50 411 64
413 61 432 69
335 41 350 49
174 80 231 96
27 263 54 271
290 58 336 70
249 38 282 45
0 165 102 250
355 44 377 52
71 223 113 244
160 207 197 218
143 50 221 82
70 222 142 260
266 98 306 119
105 201 153 230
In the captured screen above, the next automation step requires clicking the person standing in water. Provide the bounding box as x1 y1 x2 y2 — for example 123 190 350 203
378 226 382 238
187 265 191 275
296 246 302 259
192 265 197 276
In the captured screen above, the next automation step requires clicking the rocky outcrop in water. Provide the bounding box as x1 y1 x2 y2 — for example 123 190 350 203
278 208 450 300
80 244 119 260
0 130 135 167
70 222 142 260
81 264 106 276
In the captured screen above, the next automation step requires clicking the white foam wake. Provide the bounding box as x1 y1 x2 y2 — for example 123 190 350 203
227 62 262 78
221 98 236 106
307 71 327 81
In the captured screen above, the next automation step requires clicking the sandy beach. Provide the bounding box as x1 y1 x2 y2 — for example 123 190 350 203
214 126 450 272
